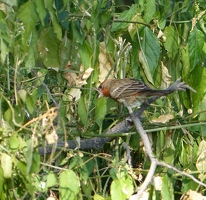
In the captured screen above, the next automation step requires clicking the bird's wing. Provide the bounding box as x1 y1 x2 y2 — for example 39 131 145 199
111 79 152 99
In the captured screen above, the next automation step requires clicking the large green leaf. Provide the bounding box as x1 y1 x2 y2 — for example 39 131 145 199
139 27 160 84
95 97 107 127
143 0 156 23
188 28 204 70
38 27 61 68
59 169 80 200
17 1 38 51
164 26 178 59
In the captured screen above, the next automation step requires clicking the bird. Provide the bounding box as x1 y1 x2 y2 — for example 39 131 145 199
98 78 196 114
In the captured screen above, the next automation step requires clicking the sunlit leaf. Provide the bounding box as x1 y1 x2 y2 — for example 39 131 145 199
59 169 80 200
111 175 134 199
94 194 105 200
47 172 57 188
1 153 12 178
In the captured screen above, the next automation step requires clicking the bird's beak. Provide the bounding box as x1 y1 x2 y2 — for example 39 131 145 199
98 92 103 98
93 87 103 98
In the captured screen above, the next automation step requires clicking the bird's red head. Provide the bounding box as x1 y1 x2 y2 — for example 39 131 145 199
98 79 111 97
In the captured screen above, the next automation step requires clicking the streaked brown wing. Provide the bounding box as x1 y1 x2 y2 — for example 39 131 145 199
110 79 152 99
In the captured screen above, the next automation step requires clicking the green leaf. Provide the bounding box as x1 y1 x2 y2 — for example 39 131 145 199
30 150 40 173
38 27 61 68
45 0 62 40
0 37 7 64
71 21 84 45
18 89 27 102
78 95 88 126
1 153 12 178
9 134 20 150
139 27 160 84
161 175 174 200
25 24 38 70
190 65 206 107
47 171 57 188
16 161 35 195
163 146 175 164
17 1 38 51
79 41 92 69
188 28 204 70
111 175 134 200
144 0 156 23
164 26 178 59
94 194 105 200
111 179 126 200
17 161 27 175
25 139 34 174
95 97 107 127
111 4 138 32
59 169 80 200
34 0 47 26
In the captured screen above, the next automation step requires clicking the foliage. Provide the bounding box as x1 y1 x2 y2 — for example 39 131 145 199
0 0 206 199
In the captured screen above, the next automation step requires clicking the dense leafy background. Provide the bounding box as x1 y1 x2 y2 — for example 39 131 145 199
0 0 206 199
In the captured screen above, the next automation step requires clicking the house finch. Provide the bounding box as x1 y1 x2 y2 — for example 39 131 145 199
98 78 196 114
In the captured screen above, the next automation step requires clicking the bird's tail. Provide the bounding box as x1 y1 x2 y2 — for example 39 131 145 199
145 78 196 97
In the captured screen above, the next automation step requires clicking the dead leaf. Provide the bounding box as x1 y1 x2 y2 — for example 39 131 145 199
161 61 172 88
151 114 174 124
82 67 94 80
153 176 162 191
185 190 206 200
98 42 114 83
45 129 58 144
63 62 77 86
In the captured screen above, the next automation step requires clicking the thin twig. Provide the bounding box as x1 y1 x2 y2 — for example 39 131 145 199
130 113 157 199
157 161 206 188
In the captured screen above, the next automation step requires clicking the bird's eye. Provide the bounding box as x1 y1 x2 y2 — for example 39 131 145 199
98 85 102 90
